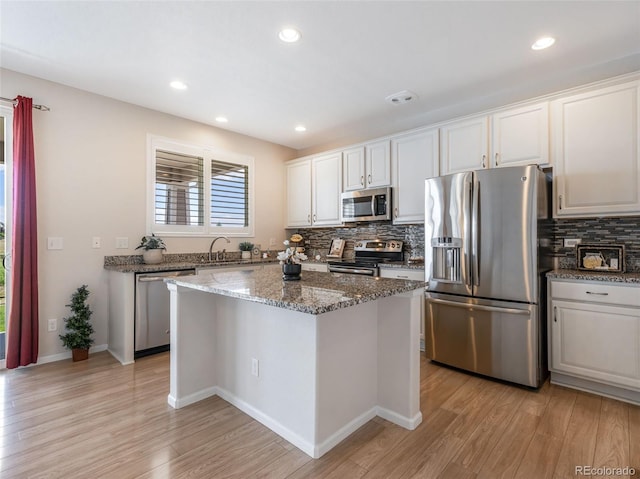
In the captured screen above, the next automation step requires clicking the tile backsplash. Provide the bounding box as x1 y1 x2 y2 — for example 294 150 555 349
294 215 640 271
553 216 640 271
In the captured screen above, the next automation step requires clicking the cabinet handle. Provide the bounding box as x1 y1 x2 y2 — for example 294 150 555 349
553 305 557 322
394 207 398 218
361 176 364 186
313 214 317 222
368 174 372 184
558 195 563 210
307 214 311 223
495 153 499 167
481 155 486 168
586 291 609 296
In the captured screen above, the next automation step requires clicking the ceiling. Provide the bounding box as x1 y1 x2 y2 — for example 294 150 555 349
1 1 639 152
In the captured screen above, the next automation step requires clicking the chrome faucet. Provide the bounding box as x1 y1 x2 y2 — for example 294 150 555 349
208 236 230 262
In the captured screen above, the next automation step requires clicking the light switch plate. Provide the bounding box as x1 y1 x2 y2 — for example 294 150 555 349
116 237 129 249
47 237 63 250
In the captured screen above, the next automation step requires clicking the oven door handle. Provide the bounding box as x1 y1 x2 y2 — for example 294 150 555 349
330 267 375 276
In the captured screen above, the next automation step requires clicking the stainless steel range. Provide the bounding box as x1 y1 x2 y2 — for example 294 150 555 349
327 239 403 277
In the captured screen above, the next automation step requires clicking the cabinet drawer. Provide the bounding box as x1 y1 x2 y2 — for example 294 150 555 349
379 268 425 281
302 262 328 273
551 280 640 307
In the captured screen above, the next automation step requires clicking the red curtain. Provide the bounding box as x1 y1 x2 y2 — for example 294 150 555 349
6 96 39 368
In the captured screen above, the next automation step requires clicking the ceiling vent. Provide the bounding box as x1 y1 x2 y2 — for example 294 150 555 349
385 90 418 105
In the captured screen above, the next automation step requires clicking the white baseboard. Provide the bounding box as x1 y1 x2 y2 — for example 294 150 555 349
167 386 218 409
377 407 423 430
37 344 108 366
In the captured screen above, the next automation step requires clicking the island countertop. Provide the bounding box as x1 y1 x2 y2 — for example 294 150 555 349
167 268 424 315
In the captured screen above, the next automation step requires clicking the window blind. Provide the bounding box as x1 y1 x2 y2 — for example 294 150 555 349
210 159 249 227
154 149 204 226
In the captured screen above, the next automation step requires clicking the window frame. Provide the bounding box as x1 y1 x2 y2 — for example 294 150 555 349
147 135 255 237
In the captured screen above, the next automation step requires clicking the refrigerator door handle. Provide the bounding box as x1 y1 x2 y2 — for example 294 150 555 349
471 177 480 287
428 297 531 316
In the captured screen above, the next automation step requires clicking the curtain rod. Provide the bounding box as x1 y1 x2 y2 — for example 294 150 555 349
0 96 50 112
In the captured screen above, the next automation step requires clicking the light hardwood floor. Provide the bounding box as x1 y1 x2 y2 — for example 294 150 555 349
1 351 638 478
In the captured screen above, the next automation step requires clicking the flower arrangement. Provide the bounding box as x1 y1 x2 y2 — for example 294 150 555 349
277 234 308 265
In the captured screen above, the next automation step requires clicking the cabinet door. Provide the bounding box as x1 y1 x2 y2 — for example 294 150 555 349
342 146 365 191
491 102 549 168
285 160 312 227
551 299 640 390
552 80 640 217
366 140 391 188
391 128 439 224
440 116 489 175
312 153 342 226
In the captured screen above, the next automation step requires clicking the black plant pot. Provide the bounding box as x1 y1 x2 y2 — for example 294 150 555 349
282 263 302 281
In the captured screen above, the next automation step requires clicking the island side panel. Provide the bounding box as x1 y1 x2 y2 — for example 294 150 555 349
377 288 424 429
213 295 319 456
167 284 218 408
315 300 379 456
107 270 135 365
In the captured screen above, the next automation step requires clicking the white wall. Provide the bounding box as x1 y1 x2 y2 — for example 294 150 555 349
0 68 296 361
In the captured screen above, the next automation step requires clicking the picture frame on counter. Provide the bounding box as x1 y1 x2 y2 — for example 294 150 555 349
327 238 345 258
577 244 625 273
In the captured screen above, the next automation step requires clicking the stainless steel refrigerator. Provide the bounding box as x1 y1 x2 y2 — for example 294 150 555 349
424 165 552 387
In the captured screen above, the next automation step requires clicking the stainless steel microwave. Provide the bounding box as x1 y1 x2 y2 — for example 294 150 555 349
341 187 392 222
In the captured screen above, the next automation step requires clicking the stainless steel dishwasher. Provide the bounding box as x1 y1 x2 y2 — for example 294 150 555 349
135 269 196 358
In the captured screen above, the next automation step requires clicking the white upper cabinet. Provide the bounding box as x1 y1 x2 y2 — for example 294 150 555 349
285 153 342 228
366 140 391 188
491 102 549 168
285 159 312 227
311 152 343 226
342 146 365 191
552 80 640 217
439 116 489 175
343 141 391 191
391 128 439 224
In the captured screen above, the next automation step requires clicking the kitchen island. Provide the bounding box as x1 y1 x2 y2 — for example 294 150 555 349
165 268 424 458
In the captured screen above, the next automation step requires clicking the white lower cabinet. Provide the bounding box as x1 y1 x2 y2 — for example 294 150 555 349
380 267 425 350
549 279 640 404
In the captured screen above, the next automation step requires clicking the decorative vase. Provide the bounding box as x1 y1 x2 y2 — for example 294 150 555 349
143 249 164 264
282 263 302 281
241 251 252 259
72 348 89 362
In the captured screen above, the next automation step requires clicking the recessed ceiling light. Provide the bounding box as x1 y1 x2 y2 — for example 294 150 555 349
170 80 188 90
279 27 301 43
295 125 306 132
215 116 228 123
531 36 556 50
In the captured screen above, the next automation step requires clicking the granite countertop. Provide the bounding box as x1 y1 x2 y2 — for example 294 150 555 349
104 258 278 273
167 268 425 315
547 269 640 284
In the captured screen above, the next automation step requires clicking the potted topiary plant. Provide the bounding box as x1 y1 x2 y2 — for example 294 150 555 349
59 285 94 361
136 233 167 264
239 241 254 259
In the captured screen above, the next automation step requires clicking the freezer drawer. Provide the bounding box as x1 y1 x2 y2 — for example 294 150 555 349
425 293 543 387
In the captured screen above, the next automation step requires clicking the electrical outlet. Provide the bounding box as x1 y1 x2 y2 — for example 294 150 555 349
47 318 57 332
92 237 101 249
269 238 276 246
251 358 259 377
564 238 582 247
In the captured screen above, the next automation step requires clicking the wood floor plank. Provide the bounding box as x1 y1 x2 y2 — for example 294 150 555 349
593 398 631 477
0 351 637 479
553 392 602 479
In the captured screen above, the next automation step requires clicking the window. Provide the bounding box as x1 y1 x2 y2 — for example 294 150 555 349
148 136 254 237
